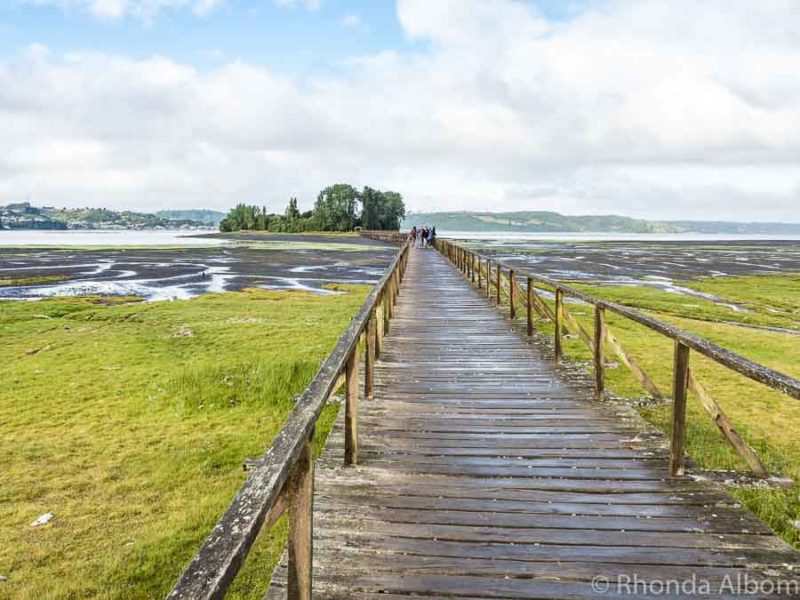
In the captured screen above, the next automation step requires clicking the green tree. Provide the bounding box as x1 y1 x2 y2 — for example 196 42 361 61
377 190 405 231
313 184 359 231
360 187 382 230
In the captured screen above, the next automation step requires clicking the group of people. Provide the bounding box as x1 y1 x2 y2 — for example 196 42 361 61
408 225 436 249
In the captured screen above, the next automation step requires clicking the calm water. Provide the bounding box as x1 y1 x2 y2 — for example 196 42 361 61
0 229 223 246
438 231 800 242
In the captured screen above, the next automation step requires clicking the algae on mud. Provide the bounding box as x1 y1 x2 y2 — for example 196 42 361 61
0 285 368 599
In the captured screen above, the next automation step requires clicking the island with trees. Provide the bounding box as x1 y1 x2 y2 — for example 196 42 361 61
218 184 405 233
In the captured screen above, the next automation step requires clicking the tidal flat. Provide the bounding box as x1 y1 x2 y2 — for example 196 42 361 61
0 233 394 302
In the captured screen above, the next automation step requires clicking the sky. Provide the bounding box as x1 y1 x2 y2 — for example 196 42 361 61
1 0 799 221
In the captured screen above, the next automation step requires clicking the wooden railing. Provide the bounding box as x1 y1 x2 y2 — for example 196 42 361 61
359 230 407 244
168 241 411 600
438 239 800 479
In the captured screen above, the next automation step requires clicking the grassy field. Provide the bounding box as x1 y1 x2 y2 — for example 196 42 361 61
518 274 800 547
0 285 368 599
0 275 69 287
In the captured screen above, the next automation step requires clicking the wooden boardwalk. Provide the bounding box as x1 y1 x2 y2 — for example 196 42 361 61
266 247 800 599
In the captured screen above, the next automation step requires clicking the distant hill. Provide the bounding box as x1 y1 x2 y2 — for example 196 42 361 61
0 202 209 230
156 209 225 226
402 211 800 234
402 211 674 233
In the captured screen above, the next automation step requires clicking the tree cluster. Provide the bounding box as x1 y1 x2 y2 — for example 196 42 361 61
218 184 405 233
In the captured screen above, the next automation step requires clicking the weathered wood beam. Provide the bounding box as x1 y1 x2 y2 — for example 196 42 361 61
671 341 690 476
287 432 314 600
345 348 359 466
594 305 606 402
554 289 564 363
605 326 664 401
560 302 594 351
509 270 516 319
688 370 769 478
365 315 376 399
526 277 534 336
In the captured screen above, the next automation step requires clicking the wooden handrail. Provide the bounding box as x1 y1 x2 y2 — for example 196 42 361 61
438 239 799 479
168 241 411 600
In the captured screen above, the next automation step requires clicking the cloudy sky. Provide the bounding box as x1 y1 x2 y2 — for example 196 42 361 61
1 0 799 220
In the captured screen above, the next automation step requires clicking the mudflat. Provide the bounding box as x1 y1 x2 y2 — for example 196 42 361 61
0 233 395 301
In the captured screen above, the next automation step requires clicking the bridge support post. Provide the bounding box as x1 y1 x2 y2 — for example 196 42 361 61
526 277 533 336
554 289 564 362
509 270 516 319
345 347 360 466
670 341 690 476
594 305 606 401
287 431 314 600
365 315 376 399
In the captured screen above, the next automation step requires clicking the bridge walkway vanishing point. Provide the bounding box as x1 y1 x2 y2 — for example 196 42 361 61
265 246 800 599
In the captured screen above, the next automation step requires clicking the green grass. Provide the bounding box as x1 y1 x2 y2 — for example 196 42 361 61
0 285 368 599
568 275 800 332
0 274 69 287
521 275 800 548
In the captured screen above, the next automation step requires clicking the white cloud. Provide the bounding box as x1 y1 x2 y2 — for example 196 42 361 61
21 0 223 21
340 13 363 29
3 0 800 220
273 0 322 11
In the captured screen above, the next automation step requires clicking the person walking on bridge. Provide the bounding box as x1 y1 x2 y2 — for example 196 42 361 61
409 225 417 246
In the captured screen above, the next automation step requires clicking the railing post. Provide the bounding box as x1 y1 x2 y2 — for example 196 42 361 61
594 305 605 401
382 288 390 334
375 296 384 356
344 346 360 466
287 430 314 600
554 289 564 362
509 270 516 319
471 253 476 283
670 341 690 476
496 263 501 305
486 260 491 298
477 257 482 289
526 277 533 336
365 314 376 399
